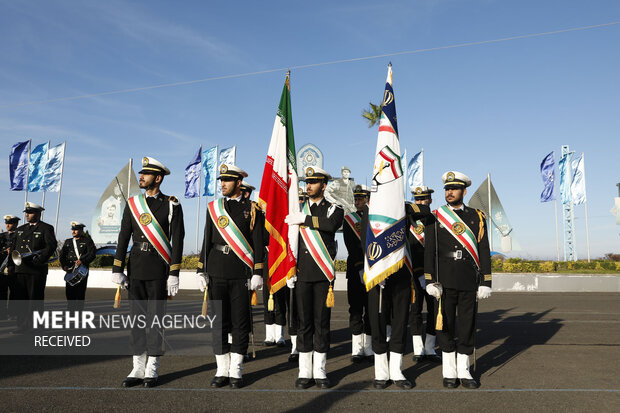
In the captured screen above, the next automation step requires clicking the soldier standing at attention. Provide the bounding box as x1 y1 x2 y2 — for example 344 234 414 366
285 167 344 389
425 171 492 389
197 164 265 389
343 185 373 362
112 157 185 388
408 186 441 363
0 215 20 320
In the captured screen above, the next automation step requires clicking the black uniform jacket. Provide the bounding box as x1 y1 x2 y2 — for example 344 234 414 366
297 198 344 283
113 192 185 280
12 221 57 275
424 204 492 291
59 235 96 271
406 203 434 279
1 231 16 272
198 197 265 280
343 206 367 277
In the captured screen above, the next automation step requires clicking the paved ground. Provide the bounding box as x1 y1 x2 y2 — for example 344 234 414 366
0 289 618 412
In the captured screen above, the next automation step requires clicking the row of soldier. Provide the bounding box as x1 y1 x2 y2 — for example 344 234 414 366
1 155 492 391
1 208 96 325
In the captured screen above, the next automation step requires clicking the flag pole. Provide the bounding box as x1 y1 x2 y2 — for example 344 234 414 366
53 141 66 233
421 147 424 185
24 140 31 222
41 140 50 220
554 199 560 262
196 146 202 253
487 173 493 252
583 153 591 262
127 158 133 197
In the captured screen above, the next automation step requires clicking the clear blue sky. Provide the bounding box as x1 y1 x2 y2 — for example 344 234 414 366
1 0 618 259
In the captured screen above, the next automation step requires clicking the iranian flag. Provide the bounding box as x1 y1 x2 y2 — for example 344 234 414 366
259 73 299 293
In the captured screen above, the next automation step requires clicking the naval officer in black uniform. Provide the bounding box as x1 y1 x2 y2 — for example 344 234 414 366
407 186 440 363
424 171 492 389
12 202 57 333
112 156 185 388
59 221 96 311
197 164 265 389
362 198 430 390
1 215 20 320
285 166 344 390
343 184 373 362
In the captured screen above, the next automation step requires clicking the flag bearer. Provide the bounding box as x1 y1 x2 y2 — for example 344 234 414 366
0 215 20 320
285 167 343 389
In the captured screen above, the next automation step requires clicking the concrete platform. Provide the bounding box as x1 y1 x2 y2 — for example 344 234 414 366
0 288 618 412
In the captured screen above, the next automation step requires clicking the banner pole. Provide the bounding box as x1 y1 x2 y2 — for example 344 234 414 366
196 147 202 253
583 154 591 262
487 173 493 252
24 140 31 222
54 141 66 234
41 140 50 220
554 199 560 262
421 147 424 186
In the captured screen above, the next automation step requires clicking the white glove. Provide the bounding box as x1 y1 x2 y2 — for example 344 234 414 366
286 276 297 289
167 275 179 297
250 274 263 291
197 273 208 292
284 212 307 225
418 275 426 290
426 282 443 299
477 285 492 300
111 272 128 288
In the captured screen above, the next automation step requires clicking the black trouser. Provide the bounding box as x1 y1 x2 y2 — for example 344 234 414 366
65 276 89 312
263 283 287 326
436 288 476 355
14 272 47 330
285 285 298 336
347 274 371 336
409 277 436 336
129 279 167 356
209 277 250 355
0 271 17 318
295 280 330 353
368 268 410 354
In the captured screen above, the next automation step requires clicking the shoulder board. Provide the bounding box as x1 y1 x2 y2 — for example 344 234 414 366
409 203 421 213
168 196 180 205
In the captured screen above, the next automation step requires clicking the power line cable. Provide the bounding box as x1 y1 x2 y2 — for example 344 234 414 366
1 21 618 109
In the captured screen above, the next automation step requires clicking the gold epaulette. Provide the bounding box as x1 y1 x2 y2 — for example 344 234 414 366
410 203 420 213
476 209 486 242
250 201 259 231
